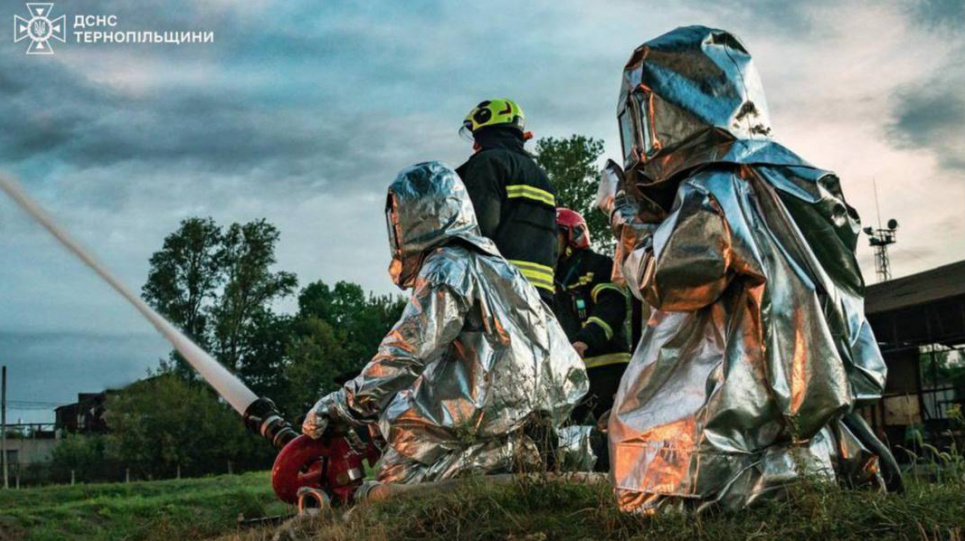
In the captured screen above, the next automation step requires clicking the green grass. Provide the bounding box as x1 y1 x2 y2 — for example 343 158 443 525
238 476 965 541
0 471 292 541
2 472 963 541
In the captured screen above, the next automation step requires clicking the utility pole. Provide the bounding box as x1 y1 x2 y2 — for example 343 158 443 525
2 365 7 490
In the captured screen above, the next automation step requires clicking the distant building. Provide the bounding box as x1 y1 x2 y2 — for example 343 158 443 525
53 375 166 435
54 392 109 434
1 377 165 481
5 428 57 467
1 424 57 481
862 260 965 447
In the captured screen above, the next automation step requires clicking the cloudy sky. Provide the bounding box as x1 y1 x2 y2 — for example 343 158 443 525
1 0 962 423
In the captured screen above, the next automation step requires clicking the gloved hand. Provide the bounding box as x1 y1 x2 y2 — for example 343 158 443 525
596 159 625 219
302 399 332 440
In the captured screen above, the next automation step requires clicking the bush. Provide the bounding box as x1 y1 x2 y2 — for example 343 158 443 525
104 373 274 479
49 434 116 483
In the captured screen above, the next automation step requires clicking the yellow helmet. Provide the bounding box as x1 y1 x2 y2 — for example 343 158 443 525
460 99 525 140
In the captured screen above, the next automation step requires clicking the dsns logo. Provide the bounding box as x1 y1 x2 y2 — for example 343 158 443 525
14 3 66 55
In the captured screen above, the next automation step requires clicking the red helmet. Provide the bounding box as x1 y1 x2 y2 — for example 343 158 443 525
556 208 591 250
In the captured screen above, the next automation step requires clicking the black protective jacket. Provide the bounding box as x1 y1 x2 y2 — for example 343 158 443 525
456 127 557 303
554 248 630 369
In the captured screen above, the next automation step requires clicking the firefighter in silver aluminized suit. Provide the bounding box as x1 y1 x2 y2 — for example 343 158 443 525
302 161 588 484
600 26 901 512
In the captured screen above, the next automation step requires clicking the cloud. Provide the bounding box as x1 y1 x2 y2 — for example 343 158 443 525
906 0 965 31
0 331 169 423
886 68 965 172
698 0 836 36
0 54 424 193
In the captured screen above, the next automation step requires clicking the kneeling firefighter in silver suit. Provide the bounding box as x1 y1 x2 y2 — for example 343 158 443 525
599 26 902 512
303 161 588 484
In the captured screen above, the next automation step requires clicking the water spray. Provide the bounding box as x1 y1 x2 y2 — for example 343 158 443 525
0 174 296 448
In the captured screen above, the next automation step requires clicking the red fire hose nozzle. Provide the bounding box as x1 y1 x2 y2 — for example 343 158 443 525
271 433 378 505
243 397 381 505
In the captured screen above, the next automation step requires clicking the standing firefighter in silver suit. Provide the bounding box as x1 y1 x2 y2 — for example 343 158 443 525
303 161 588 484
600 26 901 512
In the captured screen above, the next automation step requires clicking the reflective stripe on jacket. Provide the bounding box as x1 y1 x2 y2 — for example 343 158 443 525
456 127 557 300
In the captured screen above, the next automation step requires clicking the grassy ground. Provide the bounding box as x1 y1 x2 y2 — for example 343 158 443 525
230 476 965 541
2 472 963 540
0 471 291 541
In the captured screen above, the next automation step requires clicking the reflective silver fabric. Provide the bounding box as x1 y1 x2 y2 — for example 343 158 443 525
617 25 774 186
556 425 598 473
607 26 890 512
385 161 499 288
306 161 588 483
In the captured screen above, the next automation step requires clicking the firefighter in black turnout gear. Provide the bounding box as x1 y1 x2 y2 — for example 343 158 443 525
554 208 630 427
456 99 558 305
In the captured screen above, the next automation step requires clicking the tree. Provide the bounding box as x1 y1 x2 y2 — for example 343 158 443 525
211 220 297 372
535 135 611 253
143 217 297 385
238 313 294 403
350 291 407 361
142 217 223 378
49 433 111 483
285 316 349 418
283 280 406 418
296 280 405 366
921 346 965 392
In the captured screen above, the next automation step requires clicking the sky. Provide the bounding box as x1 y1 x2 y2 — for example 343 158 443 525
1 0 963 423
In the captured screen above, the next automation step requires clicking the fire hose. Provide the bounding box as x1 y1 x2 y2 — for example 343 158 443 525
0 174 377 505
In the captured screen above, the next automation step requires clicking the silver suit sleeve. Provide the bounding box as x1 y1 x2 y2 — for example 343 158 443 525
307 276 469 429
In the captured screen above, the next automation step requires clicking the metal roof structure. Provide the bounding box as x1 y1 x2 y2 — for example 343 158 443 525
866 260 965 317
866 260 965 348
861 260 964 437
